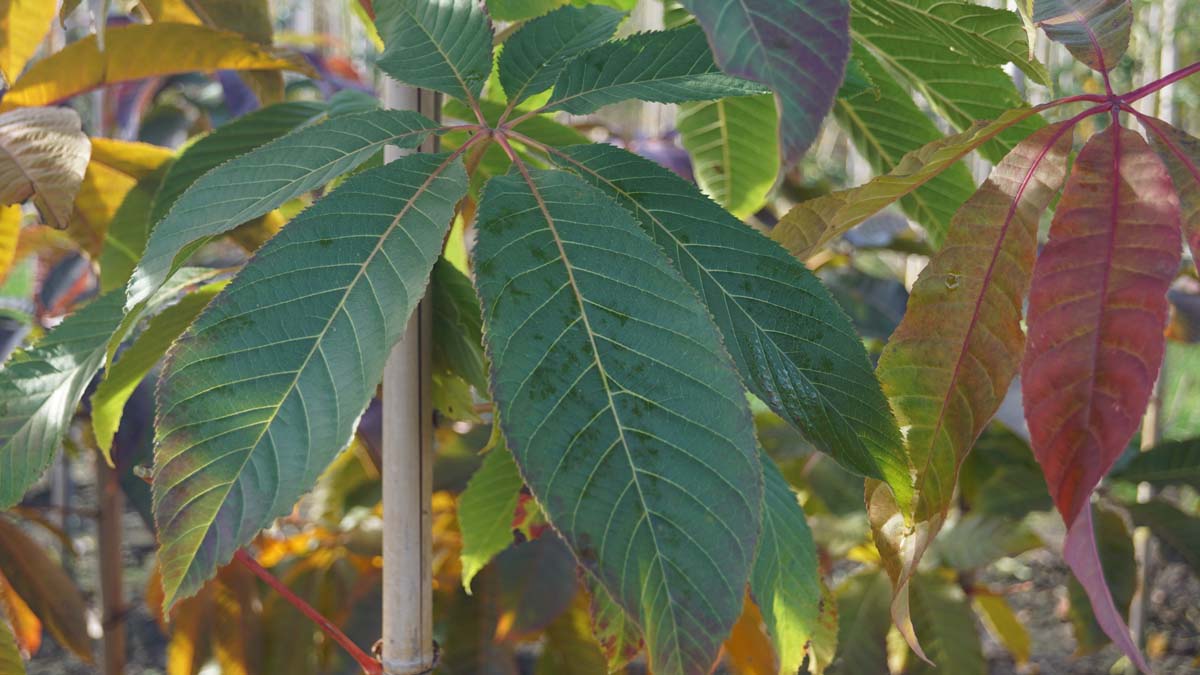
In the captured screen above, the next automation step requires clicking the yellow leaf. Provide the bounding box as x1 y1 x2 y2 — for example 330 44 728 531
0 23 312 111
69 139 172 255
0 205 21 283
772 107 1043 260
166 591 211 675
0 0 56 87
138 0 202 24
0 107 90 229
973 594 1030 664
89 137 173 177
228 208 286 253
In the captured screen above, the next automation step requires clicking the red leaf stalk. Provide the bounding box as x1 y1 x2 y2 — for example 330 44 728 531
234 549 383 675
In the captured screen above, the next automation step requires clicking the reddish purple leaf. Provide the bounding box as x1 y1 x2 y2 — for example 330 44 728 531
677 0 849 165
1022 125 1181 674
1139 116 1200 277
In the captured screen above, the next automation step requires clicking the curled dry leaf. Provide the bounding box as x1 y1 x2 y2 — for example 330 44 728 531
0 107 90 229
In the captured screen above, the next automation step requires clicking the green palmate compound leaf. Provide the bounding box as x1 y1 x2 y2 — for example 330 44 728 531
443 98 586 191
1033 0 1131 72
152 100 331 226
153 152 468 609
752 455 825 673
678 0 850 164
852 0 1048 85
1112 438 1200 490
458 447 523 591
499 5 625 107
587 576 644 672
906 574 986 675
0 291 124 509
773 105 1043 259
851 0 1042 163
92 283 226 463
101 101 336 293
677 95 779 219
431 258 488 392
551 144 902 482
487 0 567 21
1141 117 1200 276
545 26 766 116
1128 500 1200 578
100 163 171 293
473 169 761 675
125 109 440 314
868 122 1073 657
374 0 494 103
833 47 976 242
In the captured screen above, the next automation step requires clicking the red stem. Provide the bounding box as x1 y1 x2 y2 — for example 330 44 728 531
1043 93 1109 107
357 0 374 20
235 549 383 675
1121 60 1200 105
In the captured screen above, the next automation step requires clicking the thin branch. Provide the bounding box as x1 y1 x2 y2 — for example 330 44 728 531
235 549 383 675
1122 61 1200 105
1043 93 1110 107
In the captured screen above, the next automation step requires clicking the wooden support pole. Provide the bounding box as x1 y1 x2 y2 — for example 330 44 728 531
380 79 439 675
96 458 126 675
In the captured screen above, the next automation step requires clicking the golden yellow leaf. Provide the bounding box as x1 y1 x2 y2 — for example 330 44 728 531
89 137 173 177
138 0 202 24
166 591 211 675
0 0 56 87
0 107 89 229
69 139 172 255
724 596 777 675
0 23 312 111
0 205 21 283
973 594 1030 664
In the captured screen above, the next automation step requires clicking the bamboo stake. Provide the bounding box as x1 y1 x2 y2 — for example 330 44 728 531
96 458 126 675
379 78 439 675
